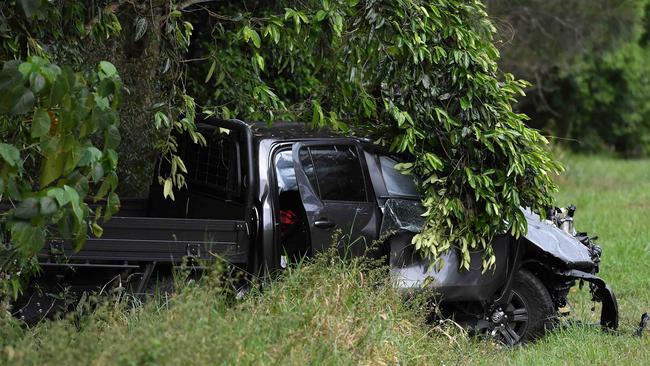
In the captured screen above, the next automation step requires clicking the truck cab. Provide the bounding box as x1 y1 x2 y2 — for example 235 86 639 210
254 122 409 270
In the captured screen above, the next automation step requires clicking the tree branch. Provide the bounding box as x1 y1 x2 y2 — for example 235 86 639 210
176 0 217 10
84 0 136 32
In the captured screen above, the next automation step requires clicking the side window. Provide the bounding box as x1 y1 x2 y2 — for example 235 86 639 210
274 150 297 193
379 155 419 197
298 148 320 197
299 145 367 202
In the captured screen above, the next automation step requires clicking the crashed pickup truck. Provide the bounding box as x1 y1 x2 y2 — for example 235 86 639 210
15 119 618 344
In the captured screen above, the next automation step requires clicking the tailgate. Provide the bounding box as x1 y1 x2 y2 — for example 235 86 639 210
39 217 249 264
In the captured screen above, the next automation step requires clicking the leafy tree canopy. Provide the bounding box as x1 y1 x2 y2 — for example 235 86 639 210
487 0 650 156
187 0 562 267
1 0 561 295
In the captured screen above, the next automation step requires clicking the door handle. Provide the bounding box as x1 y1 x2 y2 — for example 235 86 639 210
314 219 336 228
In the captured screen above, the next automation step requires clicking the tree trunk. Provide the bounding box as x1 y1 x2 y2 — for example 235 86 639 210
84 6 172 198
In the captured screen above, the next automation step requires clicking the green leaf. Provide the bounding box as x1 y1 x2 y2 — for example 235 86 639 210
49 77 66 106
163 178 174 200
14 197 39 219
94 95 110 110
46 187 69 206
39 196 58 216
424 153 443 170
331 13 343 36
31 109 51 138
205 60 217 83
91 222 104 238
10 87 35 115
91 163 104 182
104 149 118 169
394 162 414 171
63 185 83 225
0 143 21 167
95 171 117 201
18 62 33 78
29 72 46 93
41 63 61 82
97 78 116 97
40 153 64 187
134 17 148 41
154 111 170 129
105 192 120 220
315 10 328 21
105 125 121 149
9 221 44 257
242 26 261 48
0 68 22 96
311 101 323 127
92 108 118 129
72 230 87 252
98 61 117 78
253 53 265 71
77 147 102 167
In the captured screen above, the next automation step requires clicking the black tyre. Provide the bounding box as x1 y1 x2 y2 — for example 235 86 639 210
145 275 175 302
499 269 557 344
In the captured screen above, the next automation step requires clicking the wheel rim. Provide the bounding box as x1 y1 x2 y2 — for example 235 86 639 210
498 290 529 345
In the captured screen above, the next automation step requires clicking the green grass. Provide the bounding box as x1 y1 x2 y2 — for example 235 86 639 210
1 154 649 365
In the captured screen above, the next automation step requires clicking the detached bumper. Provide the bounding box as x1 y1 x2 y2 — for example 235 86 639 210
557 269 619 330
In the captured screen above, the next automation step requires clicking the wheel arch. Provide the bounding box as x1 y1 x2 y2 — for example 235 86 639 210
519 238 574 309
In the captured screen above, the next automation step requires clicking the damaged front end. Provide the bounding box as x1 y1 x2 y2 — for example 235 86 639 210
526 207 619 330
386 199 619 343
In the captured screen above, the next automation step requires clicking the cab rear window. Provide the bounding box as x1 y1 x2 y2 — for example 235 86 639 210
180 128 242 200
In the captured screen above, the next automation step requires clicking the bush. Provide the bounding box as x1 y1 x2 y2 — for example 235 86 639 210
563 43 650 157
487 0 650 157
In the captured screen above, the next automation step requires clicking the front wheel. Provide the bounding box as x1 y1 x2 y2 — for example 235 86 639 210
497 269 557 344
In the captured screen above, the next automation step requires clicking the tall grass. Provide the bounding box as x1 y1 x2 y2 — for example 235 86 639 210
1 250 489 365
2 154 649 365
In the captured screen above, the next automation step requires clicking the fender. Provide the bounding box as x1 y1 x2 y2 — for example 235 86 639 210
555 269 619 329
522 209 595 271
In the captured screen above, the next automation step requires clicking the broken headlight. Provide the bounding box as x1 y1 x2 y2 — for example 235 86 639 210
547 205 602 270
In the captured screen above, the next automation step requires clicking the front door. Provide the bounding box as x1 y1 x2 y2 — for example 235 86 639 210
291 142 380 256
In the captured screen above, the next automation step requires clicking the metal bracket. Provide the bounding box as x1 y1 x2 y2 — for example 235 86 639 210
556 269 619 330
135 262 156 295
186 243 201 258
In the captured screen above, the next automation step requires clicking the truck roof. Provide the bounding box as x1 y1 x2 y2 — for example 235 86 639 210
196 118 397 160
198 118 366 142
249 121 342 140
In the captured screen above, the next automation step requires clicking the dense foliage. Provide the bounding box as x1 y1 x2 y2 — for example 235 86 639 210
487 0 650 157
0 55 122 296
0 0 204 295
190 0 562 267
1 0 562 294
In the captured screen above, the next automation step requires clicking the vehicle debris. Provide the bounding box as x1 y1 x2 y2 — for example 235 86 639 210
636 313 648 337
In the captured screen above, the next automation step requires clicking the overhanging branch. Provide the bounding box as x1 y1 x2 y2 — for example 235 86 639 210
176 0 217 10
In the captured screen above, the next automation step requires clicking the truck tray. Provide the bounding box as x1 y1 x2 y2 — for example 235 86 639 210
39 216 249 264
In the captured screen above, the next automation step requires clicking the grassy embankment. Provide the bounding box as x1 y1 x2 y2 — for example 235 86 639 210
1 155 649 365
